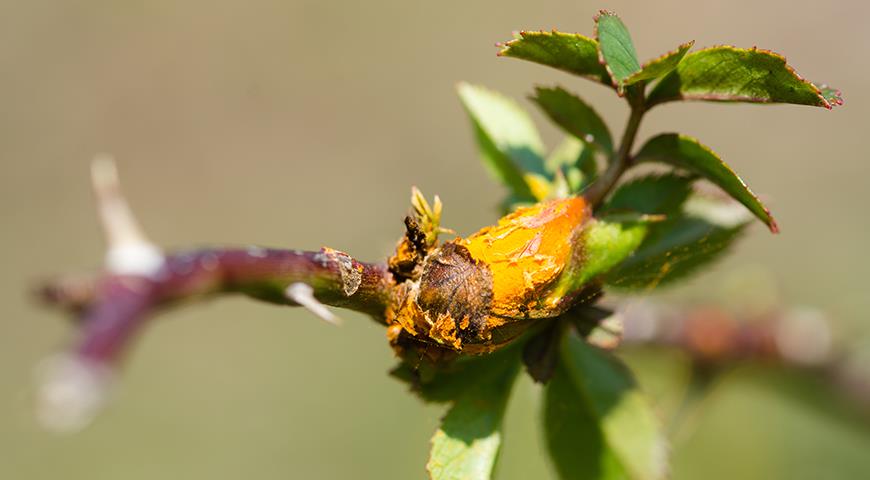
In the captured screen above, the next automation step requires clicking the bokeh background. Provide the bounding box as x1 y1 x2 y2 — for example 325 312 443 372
2 1 868 478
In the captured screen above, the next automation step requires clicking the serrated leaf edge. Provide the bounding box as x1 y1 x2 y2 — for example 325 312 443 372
649 45 835 109
624 40 695 86
814 83 844 106
496 30 611 85
497 29 599 55
593 10 634 95
637 133 779 233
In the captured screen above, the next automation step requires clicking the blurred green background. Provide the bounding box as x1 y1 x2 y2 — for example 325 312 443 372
2 1 868 478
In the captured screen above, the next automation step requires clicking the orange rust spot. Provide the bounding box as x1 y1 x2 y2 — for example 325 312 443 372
392 286 431 337
390 239 416 267
384 196 590 357
429 312 462 350
460 197 588 317
459 316 470 330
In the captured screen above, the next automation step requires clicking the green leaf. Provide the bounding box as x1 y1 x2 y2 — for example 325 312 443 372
427 353 520 480
553 216 649 298
606 195 749 289
533 86 614 155
457 83 548 201
576 216 650 285
603 173 694 216
635 133 778 232
547 137 585 195
497 30 611 86
546 137 598 195
522 320 562 383
647 46 838 109
546 137 586 175
624 41 694 86
576 145 599 184
544 361 627 479
543 333 667 479
595 11 641 91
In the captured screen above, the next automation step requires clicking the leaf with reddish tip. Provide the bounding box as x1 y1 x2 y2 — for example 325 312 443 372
647 46 837 108
635 134 777 232
533 86 614 155
595 11 641 91
624 41 694 86
815 83 844 107
497 30 611 86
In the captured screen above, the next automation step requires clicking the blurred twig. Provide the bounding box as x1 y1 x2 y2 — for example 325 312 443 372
34 157 393 432
618 301 870 415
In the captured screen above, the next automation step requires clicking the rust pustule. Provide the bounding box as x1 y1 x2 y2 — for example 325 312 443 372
417 242 494 345
388 216 429 282
385 196 590 357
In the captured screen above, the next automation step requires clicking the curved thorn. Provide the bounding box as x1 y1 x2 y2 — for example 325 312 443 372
90 155 164 276
285 282 341 326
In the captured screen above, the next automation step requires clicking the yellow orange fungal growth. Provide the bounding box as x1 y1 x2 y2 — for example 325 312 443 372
385 196 591 356
460 196 589 318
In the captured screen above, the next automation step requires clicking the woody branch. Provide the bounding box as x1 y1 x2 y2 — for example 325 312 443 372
35 157 394 432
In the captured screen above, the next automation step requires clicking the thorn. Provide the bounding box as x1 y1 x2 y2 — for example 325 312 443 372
284 283 341 326
90 155 164 276
91 155 148 247
35 354 113 434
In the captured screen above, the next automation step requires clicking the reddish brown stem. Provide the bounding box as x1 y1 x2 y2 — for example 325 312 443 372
584 88 645 207
43 247 393 366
